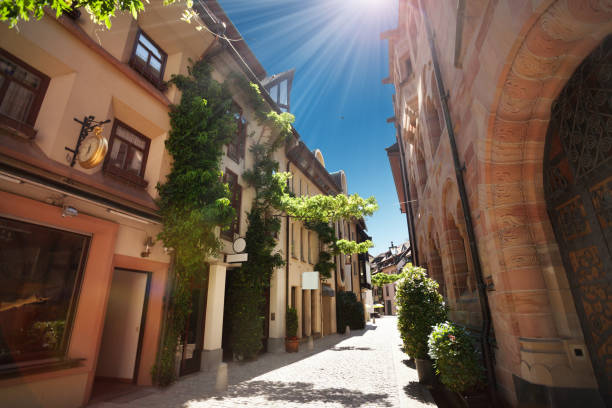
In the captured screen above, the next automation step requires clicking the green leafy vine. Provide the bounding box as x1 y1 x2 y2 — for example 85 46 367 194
152 59 237 386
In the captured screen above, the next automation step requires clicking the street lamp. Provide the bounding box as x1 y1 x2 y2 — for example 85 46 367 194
389 241 398 255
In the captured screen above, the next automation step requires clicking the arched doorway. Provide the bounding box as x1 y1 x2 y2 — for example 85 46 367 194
544 35 611 404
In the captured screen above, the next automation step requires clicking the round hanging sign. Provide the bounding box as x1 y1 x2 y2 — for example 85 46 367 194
233 237 246 253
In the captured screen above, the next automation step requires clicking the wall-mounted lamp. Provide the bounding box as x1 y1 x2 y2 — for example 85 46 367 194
62 205 78 218
141 236 154 258
0 173 22 184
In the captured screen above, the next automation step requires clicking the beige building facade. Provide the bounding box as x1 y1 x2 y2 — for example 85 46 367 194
0 2 217 406
385 0 611 406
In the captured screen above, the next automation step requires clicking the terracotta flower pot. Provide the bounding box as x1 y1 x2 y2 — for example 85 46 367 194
415 358 434 385
285 337 299 353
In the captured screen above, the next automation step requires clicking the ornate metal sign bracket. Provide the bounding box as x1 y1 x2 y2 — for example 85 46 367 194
65 115 110 167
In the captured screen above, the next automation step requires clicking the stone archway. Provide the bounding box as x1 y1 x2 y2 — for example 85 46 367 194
543 35 611 404
484 0 612 404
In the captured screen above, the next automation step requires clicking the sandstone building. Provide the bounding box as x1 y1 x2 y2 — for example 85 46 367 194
385 0 611 406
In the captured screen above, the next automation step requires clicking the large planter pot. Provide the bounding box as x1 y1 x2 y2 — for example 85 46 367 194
285 337 299 353
415 358 434 385
460 390 490 408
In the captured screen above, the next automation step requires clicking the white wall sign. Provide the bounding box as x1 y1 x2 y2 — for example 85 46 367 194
301 271 319 290
226 253 248 263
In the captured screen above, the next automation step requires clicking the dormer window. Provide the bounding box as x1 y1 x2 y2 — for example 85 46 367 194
268 79 289 112
129 30 167 90
263 69 294 112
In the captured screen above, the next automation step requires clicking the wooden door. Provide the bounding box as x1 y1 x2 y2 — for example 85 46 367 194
544 35 611 406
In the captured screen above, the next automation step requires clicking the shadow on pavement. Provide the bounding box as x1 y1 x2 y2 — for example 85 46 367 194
403 381 433 404
224 333 349 385
212 380 393 407
402 358 416 369
329 346 373 351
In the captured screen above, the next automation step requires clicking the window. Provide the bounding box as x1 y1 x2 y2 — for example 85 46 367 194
265 79 290 112
104 120 150 186
307 231 312 264
0 217 90 366
0 49 50 138
222 169 242 240
226 102 246 163
300 228 305 261
404 58 413 80
291 224 296 258
299 178 302 196
129 30 167 89
386 285 390 297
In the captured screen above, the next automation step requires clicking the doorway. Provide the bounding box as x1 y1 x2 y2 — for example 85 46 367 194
544 35 611 405
92 269 150 400
179 274 208 376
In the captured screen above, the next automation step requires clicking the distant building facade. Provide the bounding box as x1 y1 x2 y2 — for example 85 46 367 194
371 242 411 315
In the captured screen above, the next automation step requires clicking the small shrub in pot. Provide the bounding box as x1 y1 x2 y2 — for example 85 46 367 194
395 264 447 359
286 307 298 338
428 321 485 393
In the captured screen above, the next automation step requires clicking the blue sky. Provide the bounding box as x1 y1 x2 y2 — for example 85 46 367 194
218 0 407 256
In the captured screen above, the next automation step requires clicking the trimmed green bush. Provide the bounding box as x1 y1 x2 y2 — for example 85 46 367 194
396 264 447 359
286 307 298 338
336 291 365 333
428 321 484 393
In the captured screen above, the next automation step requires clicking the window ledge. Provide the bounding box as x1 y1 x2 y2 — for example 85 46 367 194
0 115 37 140
103 167 148 188
0 358 85 380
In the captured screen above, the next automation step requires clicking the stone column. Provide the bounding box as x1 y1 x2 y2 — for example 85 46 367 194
201 263 226 371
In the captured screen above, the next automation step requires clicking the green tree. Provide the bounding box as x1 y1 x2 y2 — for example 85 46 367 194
0 0 152 28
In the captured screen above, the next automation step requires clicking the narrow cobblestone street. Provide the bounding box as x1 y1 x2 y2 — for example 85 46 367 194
90 316 435 408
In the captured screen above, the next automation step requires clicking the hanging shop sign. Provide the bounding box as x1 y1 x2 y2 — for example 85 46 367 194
302 271 319 290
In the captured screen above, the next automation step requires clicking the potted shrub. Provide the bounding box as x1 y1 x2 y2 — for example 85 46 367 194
396 264 447 384
428 321 486 406
285 307 299 353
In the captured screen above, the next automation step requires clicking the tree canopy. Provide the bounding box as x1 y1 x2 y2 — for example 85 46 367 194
0 0 154 28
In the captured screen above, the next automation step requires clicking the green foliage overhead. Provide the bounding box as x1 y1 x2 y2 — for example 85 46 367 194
282 193 378 224
336 239 372 255
396 264 447 359
371 271 403 288
152 59 236 386
0 0 152 28
286 307 298 338
428 322 485 393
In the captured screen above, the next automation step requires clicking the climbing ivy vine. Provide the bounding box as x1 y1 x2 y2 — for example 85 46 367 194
152 59 237 386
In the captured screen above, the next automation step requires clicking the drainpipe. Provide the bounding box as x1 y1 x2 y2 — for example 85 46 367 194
420 6 498 405
286 161 291 316
394 124 420 266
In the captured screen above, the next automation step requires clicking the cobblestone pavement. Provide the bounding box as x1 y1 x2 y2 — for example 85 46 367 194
91 316 435 408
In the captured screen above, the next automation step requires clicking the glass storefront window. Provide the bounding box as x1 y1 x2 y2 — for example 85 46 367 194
0 217 90 366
